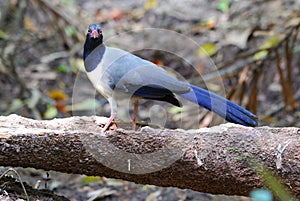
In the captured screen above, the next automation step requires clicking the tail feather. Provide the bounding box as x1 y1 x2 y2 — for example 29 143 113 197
179 85 257 126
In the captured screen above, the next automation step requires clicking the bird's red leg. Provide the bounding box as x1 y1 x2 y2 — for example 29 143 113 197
133 99 139 130
102 113 116 132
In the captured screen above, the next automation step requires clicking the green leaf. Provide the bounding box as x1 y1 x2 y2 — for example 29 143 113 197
254 50 268 60
168 106 183 114
64 26 76 37
293 45 300 53
217 0 230 12
207 83 221 91
44 104 58 119
0 30 8 39
196 43 217 58
260 35 282 50
5 99 24 115
69 58 85 72
56 65 70 73
144 0 158 10
82 176 102 183
67 99 100 111
62 0 77 5
168 106 184 121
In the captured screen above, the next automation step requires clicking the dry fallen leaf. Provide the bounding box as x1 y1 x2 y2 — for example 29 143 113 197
55 102 67 113
151 58 164 66
49 89 68 101
24 16 38 32
144 0 158 10
87 188 116 201
109 8 124 21
224 28 253 49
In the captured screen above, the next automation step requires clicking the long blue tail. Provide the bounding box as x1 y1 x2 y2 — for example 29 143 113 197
179 85 257 126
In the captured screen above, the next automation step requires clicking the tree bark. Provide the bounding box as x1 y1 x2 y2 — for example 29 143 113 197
0 114 299 198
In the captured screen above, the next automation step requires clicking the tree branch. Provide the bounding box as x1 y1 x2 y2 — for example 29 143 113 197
0 114 299 198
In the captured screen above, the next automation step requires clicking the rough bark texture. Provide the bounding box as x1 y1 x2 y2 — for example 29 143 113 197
0 114 299 198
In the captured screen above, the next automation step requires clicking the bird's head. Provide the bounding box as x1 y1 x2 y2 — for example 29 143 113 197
83 24 103 60
87 24 103 40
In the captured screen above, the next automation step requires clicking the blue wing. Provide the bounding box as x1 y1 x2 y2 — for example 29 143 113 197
103 47 190 104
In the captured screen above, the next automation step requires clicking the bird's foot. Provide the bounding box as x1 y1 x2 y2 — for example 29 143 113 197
101 121 117 132
93 116 117 132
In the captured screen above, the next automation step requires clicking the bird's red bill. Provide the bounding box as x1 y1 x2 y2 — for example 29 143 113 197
91 30 99 38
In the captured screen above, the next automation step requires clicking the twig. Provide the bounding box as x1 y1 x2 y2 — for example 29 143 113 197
0 168 29 201
275 49 289 108
35 0 85 40
284 33 298 110
247 66 263 113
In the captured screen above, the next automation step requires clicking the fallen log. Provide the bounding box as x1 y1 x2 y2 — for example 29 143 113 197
0 114 299 199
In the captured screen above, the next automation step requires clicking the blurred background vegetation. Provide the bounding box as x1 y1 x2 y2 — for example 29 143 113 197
0 0 299 200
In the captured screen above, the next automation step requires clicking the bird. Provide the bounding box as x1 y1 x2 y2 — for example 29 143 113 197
83 24 258 131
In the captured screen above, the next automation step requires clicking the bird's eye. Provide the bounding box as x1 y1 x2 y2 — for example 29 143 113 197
87 29 91 33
